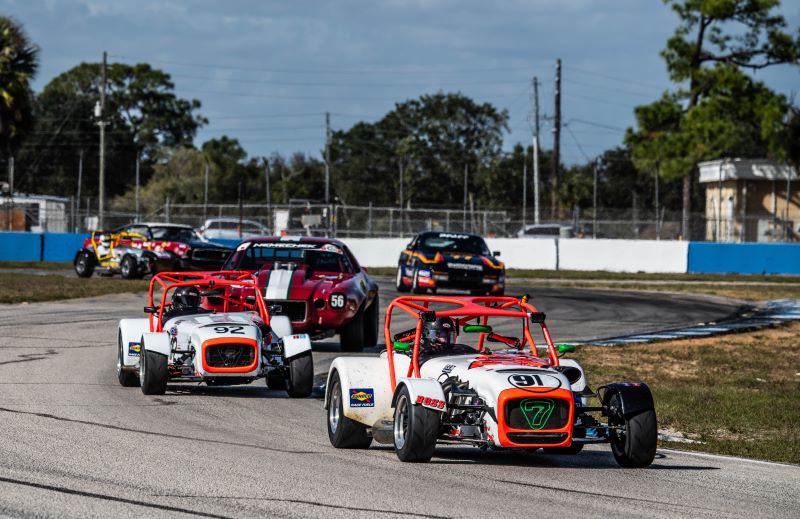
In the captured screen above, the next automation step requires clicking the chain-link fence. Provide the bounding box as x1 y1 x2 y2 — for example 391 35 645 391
2 196 797 242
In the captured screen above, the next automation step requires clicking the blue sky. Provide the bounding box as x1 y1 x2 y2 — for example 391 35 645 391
7 0 800 165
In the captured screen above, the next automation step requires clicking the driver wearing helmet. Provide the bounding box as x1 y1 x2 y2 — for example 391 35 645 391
418 316 475 363
162 285 208 322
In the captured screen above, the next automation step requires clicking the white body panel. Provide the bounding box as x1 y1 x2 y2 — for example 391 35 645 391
118 318 149 367
282 334 312 359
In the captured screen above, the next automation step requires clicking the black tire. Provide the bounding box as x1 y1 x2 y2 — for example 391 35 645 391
266 370 287 390
543 443 584 455
327 371 372 449
120 255 140 280
285 352 313 398
139 342 168 395
393 385 439 462
411 268 425 294
116 330 139 387
362 299 379 348
340 307 365 352
396 265 410 293
608 392 657 468
74 251 95 278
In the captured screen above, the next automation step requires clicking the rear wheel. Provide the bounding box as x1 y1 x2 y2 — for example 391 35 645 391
327 371 372 449
393 385 439 462
362 299 379 348
139 341 168 395
340 307 365 352
396 266 410 292
74 251 95 278
608 392 657 468
411 268 425 294
285 352 313 398
120 255 140 280
116 330 139 387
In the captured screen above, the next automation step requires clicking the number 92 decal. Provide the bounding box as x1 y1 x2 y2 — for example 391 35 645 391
507 373 561 393
212 325 245 334
329 293 346 309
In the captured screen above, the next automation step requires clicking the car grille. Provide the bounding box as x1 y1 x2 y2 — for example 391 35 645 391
265 300 307 323
191 248 230 264
204 343 255 368
505 398 570 430
507 432 568 444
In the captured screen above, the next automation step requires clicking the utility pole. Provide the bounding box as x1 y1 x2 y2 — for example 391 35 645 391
134 152 140 223
398 159 404 235
76 150 83 232
551 59 561 220
6 156 13 231
97 51 107 229
592 158 598 239
522 160 527 229
237 169 243 240
324 112 331 204
532 76 540 225
265 159 271 233
656 162 661 240
462 163 468 231
203 157 209 222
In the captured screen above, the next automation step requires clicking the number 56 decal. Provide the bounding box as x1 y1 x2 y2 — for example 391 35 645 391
329 293 345 309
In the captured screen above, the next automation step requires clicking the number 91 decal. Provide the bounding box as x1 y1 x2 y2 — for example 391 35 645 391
329 293 346 309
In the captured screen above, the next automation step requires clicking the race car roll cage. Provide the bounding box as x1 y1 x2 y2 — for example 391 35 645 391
384 295 559 390
89 230 149 263
145 271 271 332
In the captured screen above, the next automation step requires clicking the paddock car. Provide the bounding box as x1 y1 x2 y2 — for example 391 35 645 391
396 232 505 295
74 223 233 279
221 236 380 351
116 271 313 397
324 295 658 467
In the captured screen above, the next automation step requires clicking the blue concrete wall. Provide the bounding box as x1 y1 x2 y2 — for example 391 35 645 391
688 242 800 275
43 233 88 262
0 232 43 261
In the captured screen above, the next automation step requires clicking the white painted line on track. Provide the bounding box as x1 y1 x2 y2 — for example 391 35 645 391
658 448 800 468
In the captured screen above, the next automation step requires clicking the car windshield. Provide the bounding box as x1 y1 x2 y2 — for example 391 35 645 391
224 243 351 273
150 226 200 242
419 234 489 255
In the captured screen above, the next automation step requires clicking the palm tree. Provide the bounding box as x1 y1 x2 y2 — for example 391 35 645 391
0 16 39 157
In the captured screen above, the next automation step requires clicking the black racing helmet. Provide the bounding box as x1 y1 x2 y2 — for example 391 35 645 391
172 286 201 310
422 317 457 350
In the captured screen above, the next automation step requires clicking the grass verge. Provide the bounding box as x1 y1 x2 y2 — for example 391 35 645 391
0 273 149 304
0 261 72 270
570 322 800 464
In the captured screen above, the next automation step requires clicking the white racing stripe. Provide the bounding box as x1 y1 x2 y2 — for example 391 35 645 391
264 269 294 299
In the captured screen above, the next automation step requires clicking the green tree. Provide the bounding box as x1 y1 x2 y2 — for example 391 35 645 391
626 0 800 237
0 16 38 162
17 61 206 197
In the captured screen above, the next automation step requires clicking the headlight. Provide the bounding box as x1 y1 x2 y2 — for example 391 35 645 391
417 269 432 278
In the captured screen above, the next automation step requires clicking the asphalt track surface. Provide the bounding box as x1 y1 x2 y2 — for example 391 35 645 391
0 279 797 518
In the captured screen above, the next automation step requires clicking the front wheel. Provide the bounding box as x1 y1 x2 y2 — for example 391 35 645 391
362 299 379 348
340 307 365 352
393 385 439 462
74 251 95 278
411 268 426 294
120 255 140 280
327 371 372 449
608 392 657 468
285 352 313 398
116 331 139 387
396 266 410 293
139 342 168 395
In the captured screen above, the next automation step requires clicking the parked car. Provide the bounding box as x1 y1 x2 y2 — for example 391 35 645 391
197 218 269 240
220 236 379 351
396 231 504 295
74 223 233 279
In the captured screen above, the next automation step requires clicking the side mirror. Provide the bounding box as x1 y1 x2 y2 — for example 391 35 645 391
493 251 501 257
393 341 411 352
556 343 576 356
143 306 159 314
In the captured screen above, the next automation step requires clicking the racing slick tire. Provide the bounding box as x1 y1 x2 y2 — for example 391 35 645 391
116 331 139 387
120 255 140 280
393 385 439 462
327 371 372 449
411 268 426 294
362 299 379 348
266 370 287 390
285 352 313 398
340 307 365 352
139 342 168 395
396 266 410 293
74 251 95 278
607 392 657 468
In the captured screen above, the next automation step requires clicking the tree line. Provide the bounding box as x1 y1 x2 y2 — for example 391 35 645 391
1 1 798 229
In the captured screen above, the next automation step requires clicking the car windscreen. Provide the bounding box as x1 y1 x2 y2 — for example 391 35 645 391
225 243 350 273
150 226 199 242
419 234 489 255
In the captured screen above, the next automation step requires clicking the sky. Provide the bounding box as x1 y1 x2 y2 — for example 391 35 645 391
5 0 800 166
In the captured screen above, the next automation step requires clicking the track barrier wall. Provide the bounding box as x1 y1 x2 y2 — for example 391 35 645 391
1 232 799 275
